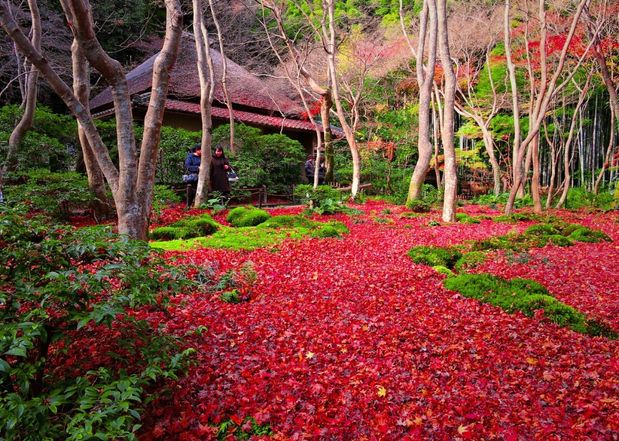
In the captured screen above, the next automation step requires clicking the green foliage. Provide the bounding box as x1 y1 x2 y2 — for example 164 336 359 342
473 192 533 209
444 274 616 338
565 187 617 211
150 214 219 240
294 185 346 214
213 124 306 195
453 251 488 272
151 185 182 220
494 212 542 223
433 265 454 277
310 223 348 238
456 213 481 224
0 206 196 440
567 227 612 243
220 290 241 304
406 199 431 213
0 105 77 172
151 215 349 251
3 170 98 220
226 206 271 227
407 246 463 268
216 416 272 440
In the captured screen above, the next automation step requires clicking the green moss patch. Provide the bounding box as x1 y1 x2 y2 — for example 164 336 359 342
150 213 219 240
227 206 271 227
151 215 349 251
453 251 488 272
455 213 481 224
444 273 616 338
408 246 463 268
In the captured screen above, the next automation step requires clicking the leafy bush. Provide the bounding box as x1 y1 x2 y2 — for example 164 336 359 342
494 212 541 223
0 105 77 172
213 124 306 196
220 290 241 303
405 199 431 213
454 251 487 272
565 187 616 211
408 246 463 268
226 206 271 227
0 206 196 440
293 184 346 214
444 273 616 338
3 170 98 220
151 185 182 221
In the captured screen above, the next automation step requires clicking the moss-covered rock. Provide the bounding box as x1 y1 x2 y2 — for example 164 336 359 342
408 246 462 268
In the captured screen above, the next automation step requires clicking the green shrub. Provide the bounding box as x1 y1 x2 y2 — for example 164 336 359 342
4 170 97 220
0 206 196 440
427 220 441 227
405 199 431 213
311 225 341 238
294 184 345 214
565 187 616 211
226 206 271 227
220 290 241 304
408 246 462 268
454 251 487 272
444 273 616 338
152 185 182 221
568 227 612 243
494 213 540 223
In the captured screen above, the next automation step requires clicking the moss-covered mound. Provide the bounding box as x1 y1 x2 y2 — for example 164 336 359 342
444 273 616 338
150 213 219 240
227 206 271 227
408 246 463 268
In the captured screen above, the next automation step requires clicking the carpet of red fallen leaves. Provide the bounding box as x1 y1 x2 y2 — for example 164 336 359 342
136 201 619 440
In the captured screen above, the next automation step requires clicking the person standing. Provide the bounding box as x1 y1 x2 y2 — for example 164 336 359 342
210 146 231 202
184 144 201 207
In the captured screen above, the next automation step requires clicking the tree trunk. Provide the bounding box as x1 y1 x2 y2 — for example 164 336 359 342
530 134 543 213
71 39 113 218
436 0 456 222
193 0 215 207
1 0 183 240
480 123 501 196
208 0 235 153
321 92 334 183
594 104 615 194
1 0 41 194
504 0 590 214
407 0 438 204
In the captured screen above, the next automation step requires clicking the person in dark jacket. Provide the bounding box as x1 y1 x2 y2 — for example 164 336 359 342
184 144 201 207
305 155 325 185
210 146 231 201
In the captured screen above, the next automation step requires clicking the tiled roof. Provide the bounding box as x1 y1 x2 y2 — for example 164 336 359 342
89 33 303 116
164 99 344 137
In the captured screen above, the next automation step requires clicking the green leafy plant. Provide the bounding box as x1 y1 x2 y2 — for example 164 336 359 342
405 199 431 213
455 213 481 224
293 184 346 214
0 206 196 440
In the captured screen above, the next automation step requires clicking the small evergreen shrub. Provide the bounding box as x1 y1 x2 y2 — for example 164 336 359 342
227 207 271 227
406 199 431 213
220 290 241 304
408 246 462 268
568 227 612 243
444 273 616 338
454 251 487 272
293 184 345 214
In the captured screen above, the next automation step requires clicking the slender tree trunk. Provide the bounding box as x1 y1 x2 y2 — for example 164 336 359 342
436 0 456 222
193 0 215 207
71 40 112 217
407 0 438 204
207 0 235 153
432 96 441 189
504 0 590 214
1 0 41 195
324 0 360 198
594 104 615 194
544 120 558 208
478 122 501 196
504 0 521 205
321 91 334 183
530 134 543 213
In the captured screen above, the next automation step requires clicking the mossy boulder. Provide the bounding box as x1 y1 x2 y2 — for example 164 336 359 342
227 207 271 227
